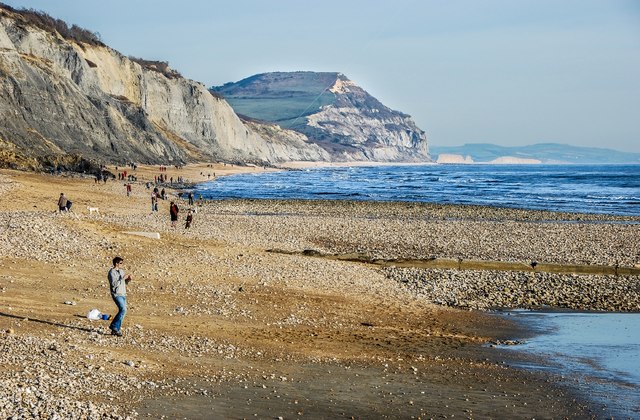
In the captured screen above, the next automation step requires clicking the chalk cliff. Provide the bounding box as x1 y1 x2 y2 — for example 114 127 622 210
436 154 474 164
0 5 328 169
211 72 432 162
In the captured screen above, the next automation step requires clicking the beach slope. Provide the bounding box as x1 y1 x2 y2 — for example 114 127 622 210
3 165 635 418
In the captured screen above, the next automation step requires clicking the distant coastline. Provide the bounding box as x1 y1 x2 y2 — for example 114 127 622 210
436 154 542 164
430 142 640 164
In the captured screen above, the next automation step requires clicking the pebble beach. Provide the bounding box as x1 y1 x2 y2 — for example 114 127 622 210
1 164 638 418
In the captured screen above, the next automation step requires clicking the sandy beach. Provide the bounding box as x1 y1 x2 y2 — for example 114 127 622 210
1 164 638 418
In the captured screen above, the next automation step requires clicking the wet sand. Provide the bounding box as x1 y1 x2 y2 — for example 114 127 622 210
2 163 636 418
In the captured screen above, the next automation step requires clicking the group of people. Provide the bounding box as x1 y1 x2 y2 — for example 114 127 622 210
117 171 132 181
147 186 194 229
154 174 187 184
94 174 108 183
59 174 197 230
119 173 137 182
170 201 194 229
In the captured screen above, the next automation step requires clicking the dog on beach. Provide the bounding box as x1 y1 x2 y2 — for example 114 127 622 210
87 206 100 215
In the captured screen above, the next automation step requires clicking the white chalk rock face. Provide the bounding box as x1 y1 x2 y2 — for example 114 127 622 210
0 6 328 165
436 154 474 164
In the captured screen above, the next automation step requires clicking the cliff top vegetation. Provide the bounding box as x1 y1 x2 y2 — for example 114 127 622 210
127 56 182 80
0 2 104 46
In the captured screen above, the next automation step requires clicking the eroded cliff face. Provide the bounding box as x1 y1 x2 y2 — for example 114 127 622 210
212 72 432 162
0 7 328 167
307 76 430 161
240 117 331 162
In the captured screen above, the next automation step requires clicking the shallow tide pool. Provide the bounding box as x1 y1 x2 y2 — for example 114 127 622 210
501 311 640 418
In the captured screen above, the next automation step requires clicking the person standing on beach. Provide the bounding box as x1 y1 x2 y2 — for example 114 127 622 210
170 201 179 227
57 193 68 212
107 256 132 337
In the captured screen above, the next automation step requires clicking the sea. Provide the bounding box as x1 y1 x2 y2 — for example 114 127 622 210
194 164 640 217
193 163 640 416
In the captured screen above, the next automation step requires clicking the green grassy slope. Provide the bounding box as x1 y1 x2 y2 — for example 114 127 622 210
211 72 340 129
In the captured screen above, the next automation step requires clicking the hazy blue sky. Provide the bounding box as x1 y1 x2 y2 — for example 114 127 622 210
4 0 640 152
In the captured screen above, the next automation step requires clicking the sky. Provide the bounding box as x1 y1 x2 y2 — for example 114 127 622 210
3 0 640 152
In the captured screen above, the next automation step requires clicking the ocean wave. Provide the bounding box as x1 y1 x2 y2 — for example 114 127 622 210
587 195 640 200
312 191 363 197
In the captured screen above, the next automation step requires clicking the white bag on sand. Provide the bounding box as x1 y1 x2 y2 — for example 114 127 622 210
86 308 101 320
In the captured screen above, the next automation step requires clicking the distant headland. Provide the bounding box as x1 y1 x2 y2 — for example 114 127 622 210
431 143 640 164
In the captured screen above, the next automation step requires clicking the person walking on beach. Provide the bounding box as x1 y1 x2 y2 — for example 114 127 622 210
188 192 194 206
151 191 158 213
126 183 132 197
107 256 132 337
170 201 179 228
185 209 193 229
57 193 68 212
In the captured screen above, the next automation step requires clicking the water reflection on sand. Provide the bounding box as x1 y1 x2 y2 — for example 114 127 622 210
500 311 640 418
